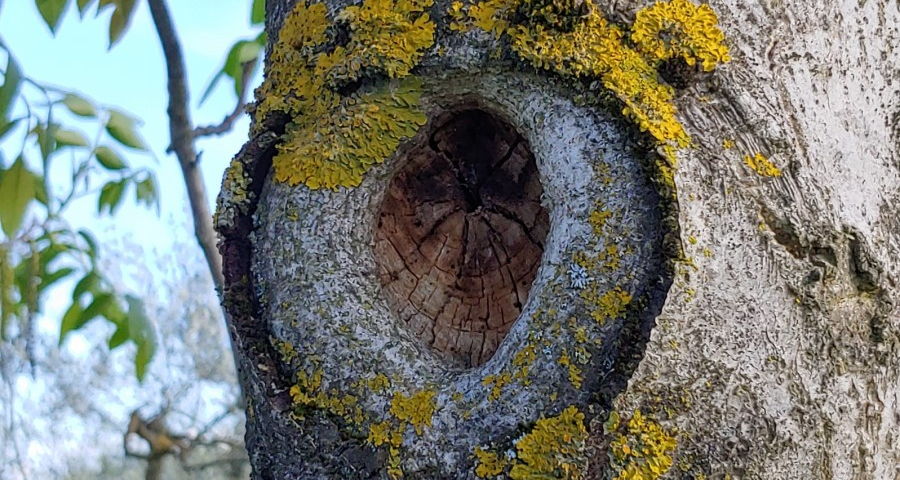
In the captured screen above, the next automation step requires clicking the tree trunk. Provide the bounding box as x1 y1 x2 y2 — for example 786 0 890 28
215 0 900 478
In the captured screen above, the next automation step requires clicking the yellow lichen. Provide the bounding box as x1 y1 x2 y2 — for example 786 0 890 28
589 206 612 236
255 0 434 190
272 338 298 364
722 138 735 149
474 446 509 478
581 286 632 324
509 406 587 479
367 373 392 393
558 352 584 389
482 373 513 401
609 409 678 480
743 152 781 177
367 420 391 446
631 0 731 71
289 370 367 424
389 389 438 434
458 0 729 199
461 0 727 149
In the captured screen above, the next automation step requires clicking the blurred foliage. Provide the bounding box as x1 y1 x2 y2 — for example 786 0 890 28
0 0 263 381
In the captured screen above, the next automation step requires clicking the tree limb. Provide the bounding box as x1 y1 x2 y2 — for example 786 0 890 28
146 0 225 295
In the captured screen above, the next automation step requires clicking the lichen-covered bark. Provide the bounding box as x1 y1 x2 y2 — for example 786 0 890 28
218 0 900 479
611 1 900 477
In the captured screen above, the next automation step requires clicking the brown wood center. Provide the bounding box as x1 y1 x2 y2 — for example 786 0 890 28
375 109 550 368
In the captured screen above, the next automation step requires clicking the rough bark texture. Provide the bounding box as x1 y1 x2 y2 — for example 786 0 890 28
217 0 900 479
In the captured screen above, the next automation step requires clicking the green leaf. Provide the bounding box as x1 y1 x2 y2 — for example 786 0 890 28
72 270 99 300
99 0 137 48
134 175 158 211
135 339 154 381
251 0 265 25
62 93 97 117
108 322 128 348
97 179 127 215
0 157 37 237
105 109 146 150
40 266 75 292
0 244 15 341
93 145 127 170
200 40 261 105
198 71 225 107
224 41 261 97
77 229 99 261
126 296 156 381
0 118 22 143
35 0 70 34
31 122 58 161
77 0 96 16
58 301 84 345
54 128 89 147
0 54 23 122
81 291 114 324
33 174 49 206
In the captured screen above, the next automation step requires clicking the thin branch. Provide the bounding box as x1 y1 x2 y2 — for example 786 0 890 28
191 61 254 142
146 0 225 295
146 0 243 402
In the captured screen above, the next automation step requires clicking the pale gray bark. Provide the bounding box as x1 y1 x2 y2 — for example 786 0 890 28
218 0 900 478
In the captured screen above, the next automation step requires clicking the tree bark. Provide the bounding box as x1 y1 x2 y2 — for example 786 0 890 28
216 0 900 478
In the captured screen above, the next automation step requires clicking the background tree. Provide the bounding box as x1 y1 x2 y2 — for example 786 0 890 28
218 0 900 478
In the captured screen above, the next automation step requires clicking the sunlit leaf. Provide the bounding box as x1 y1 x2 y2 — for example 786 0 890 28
100 0 137 48
0 244 15 341
225 41 261 97
35 0 70 34
80 291 114 324
77 229 99 261
39 266 75 292
251 0 265 25
135 339 154 381
93 145 127 170
0 157 37 237
77 0 96 16
126 295 156 382
62 93 97 117
134 175 158 212
31 122 58 161
97 179 127 215
33 174 49 206
58 301 83 345
105 109 147 150
0 54 23 123
200 40 261 105
108 322 128 348
54 128 89 147
72 270 99 300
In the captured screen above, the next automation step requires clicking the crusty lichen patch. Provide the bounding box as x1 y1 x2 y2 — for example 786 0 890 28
607 409 678 480
456 0 728 148
253 0 434 189
511 406 588 479
473 405 588 479
743 152 782 177
453 0 729 195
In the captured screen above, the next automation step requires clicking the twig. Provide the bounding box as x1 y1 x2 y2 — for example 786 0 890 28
146 0 242 400
146 0 225 295
191 61 254 141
